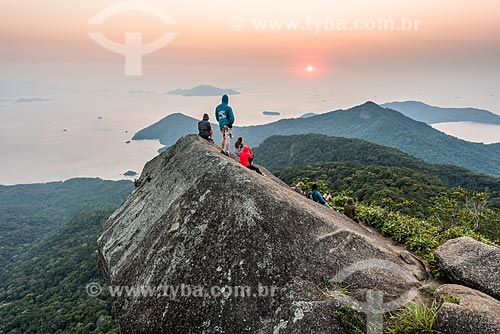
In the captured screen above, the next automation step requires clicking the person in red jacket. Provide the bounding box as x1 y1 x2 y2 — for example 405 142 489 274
235 137 254 164
239 145 264 175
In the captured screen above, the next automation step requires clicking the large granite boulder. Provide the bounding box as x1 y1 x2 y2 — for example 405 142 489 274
434 237 500 300
98 135 427 333
435 284 500 334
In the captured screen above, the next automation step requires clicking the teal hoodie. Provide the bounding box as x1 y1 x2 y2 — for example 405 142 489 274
308 189 326 205
215 95 235 130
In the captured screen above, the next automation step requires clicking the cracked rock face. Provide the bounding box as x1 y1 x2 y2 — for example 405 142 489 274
98 135 426 333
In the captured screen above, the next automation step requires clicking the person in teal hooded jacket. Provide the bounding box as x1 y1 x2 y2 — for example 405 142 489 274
308 184 332 209
215 94 235 156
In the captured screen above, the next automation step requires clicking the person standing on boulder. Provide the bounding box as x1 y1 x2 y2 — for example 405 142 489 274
215 94 235 156
308 184 332 209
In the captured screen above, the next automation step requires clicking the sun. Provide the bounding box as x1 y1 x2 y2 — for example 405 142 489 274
306 66 315 72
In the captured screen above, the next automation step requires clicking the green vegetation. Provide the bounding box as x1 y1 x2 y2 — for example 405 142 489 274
440 294 460 305
254 134 500 206
385 291 459 334
281 161 500 226
325 279 458 333
327 283 461 333
254 134 430 172
0 178 132 270
0 178 132 334
428 188 500 242
279 164 448 218
386 299 442 334
2 128 500 333
263 134 500 272
332 306 366 334
261 134 500 332
292 179 498 275
0 205 119 334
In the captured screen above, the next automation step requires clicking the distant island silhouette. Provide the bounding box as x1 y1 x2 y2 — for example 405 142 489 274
15 98 54 103
263 111 281 116
166 85 240 96
382 101 500 125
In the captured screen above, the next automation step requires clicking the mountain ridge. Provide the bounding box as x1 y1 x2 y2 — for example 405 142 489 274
252 134 500 198
382 101 500 125
133 102 500 177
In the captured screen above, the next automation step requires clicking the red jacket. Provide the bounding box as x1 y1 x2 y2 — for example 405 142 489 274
239 145 253 167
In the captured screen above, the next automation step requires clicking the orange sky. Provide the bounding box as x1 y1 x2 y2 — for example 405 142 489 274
1 0 499 103
1 0 500 185
2 0 499 64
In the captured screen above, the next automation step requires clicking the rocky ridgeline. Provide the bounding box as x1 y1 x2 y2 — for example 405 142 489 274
98 135 499 333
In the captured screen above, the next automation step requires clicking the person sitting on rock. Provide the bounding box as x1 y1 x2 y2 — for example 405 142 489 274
308 184 332 208
234 136 244 155
292 183 302 194
234 136 254 164
198 113 213 142
323 193 333 202
239 145 264 176
344 198 359 223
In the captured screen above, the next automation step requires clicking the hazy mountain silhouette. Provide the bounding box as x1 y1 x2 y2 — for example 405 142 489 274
263 111 281 116
166 85 240 96
133 102 500 177
382 101 500 125
127 90 156 95
14 97 53 103
300 113 319 118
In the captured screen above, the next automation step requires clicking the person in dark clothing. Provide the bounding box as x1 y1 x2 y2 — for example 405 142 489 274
198 113 213 142
344 198 359 223
308 184 332 208
239 145 264 176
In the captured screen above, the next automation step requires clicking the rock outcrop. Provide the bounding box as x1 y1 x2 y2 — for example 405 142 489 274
434 237 500 300
435 284 500 334
98 135 428 333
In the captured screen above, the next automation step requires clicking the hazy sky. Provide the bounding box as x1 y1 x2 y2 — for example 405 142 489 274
1 0 500 184
1 0 499 110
